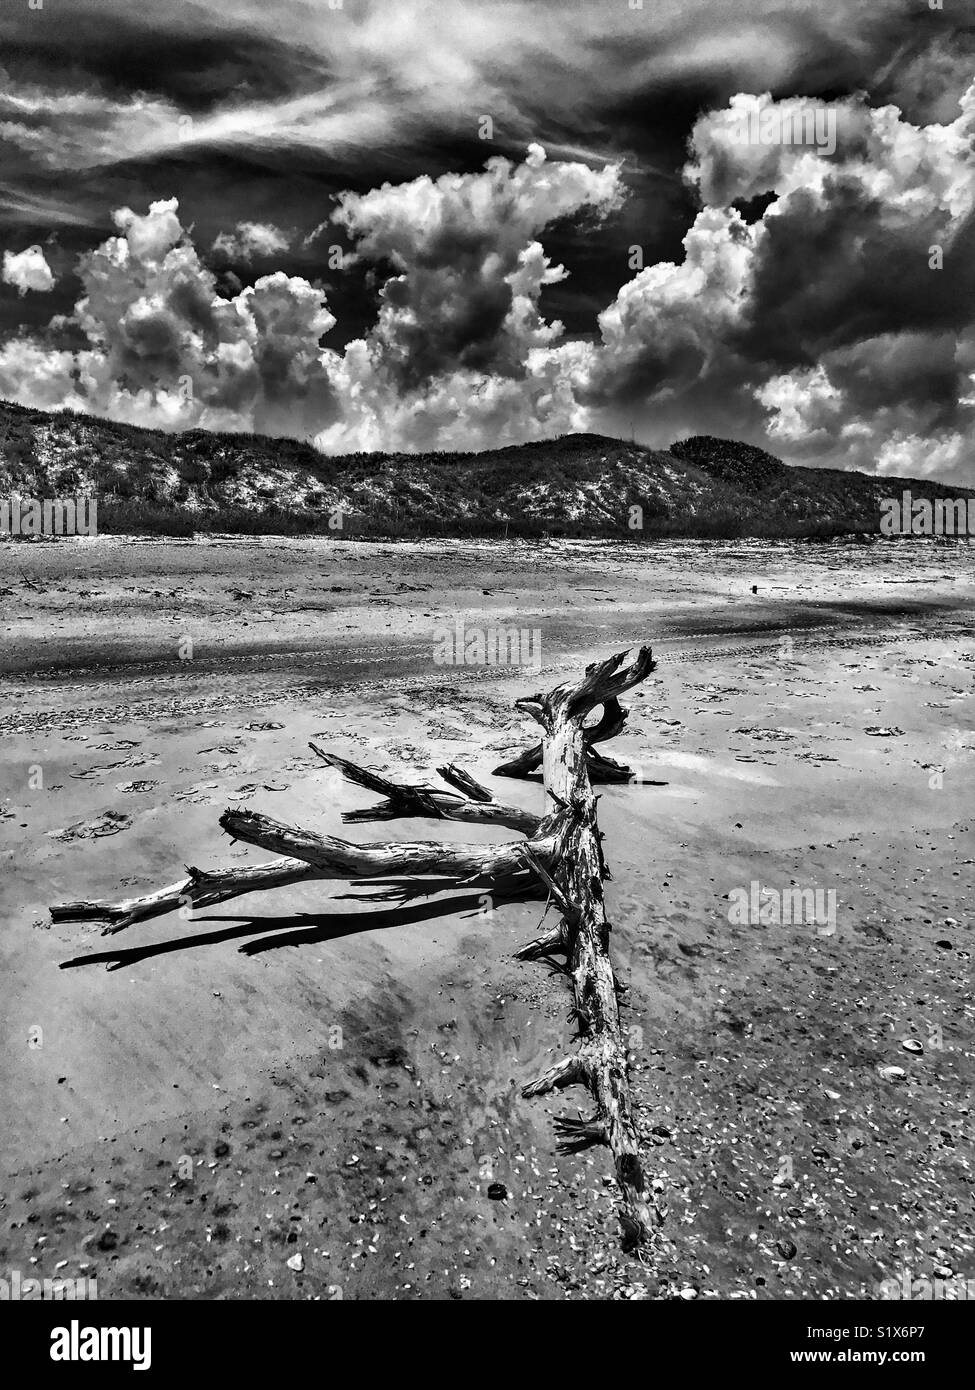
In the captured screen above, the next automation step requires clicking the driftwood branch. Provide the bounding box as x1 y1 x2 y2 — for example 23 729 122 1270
50 645 659 1252
513 646 660 1249
310 746 539 832
52 817 558 936
493 693 634 781
216 807 557 882
50 859 324 935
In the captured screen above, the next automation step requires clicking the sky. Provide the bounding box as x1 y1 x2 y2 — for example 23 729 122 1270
1 0 974 480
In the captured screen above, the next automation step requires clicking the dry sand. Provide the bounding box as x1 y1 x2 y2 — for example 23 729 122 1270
0 534 972 1299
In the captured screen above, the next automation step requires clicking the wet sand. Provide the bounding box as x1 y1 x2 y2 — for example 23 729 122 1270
0 535 972 1299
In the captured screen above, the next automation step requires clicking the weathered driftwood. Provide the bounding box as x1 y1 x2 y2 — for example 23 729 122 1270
506 647 660 1249
50 858 324 935
310 746 539 832
493 693 635 781
217 806 560 882
51 647 659 1251
51 822 557 935
52 759 546 935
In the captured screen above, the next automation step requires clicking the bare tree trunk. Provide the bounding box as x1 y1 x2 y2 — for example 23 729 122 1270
50 646 659 1252
493 693 634 781
509 647 660 1249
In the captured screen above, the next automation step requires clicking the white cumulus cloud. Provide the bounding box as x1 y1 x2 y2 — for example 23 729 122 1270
2 244 56 295
212 221 292 262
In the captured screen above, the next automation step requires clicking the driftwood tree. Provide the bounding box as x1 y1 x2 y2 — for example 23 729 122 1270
52 646 659 1251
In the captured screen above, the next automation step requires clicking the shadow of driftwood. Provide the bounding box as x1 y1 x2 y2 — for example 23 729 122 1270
59 877 544 973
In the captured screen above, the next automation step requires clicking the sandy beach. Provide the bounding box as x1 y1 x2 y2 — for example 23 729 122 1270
1 535 972 1299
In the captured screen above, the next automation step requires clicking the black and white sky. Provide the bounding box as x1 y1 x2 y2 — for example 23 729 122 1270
1 0 974 480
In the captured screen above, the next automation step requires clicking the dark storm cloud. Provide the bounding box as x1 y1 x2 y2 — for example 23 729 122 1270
0 2 324 112
819 333 963 419
736 179 975 365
